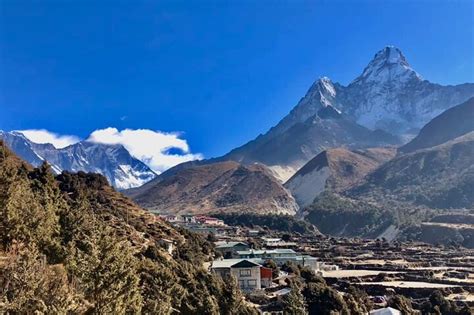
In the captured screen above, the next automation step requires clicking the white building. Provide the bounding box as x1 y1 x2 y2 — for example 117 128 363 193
211 259 273 292
262 237 297 248
235 249 320 271
370 307 401 315
158 238 174 255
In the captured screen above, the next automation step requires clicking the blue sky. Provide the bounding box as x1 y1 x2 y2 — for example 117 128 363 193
1 0 473 160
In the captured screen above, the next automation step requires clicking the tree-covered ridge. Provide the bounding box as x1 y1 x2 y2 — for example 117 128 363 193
213 212 320 235
305 192 433 238
0 141 257 314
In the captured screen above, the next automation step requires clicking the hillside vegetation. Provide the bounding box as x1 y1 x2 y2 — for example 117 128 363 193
0 141 256 314
213 212 320 235
349 132 474 209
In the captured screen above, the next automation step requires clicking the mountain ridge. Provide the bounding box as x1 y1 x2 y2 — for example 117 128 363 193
399 97 474 154
285 147 396 207
348 131 474 209
220 46 474 180
0 131 156 189
125 160 299 215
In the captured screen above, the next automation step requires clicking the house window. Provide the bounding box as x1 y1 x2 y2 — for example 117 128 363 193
247 279 257 287
239 280 245 288
239 269 251 277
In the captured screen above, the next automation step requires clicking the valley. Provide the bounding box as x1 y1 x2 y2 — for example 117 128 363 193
158 211 474 313
2 44 474 314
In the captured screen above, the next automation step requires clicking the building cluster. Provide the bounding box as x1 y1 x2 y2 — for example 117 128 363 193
210 240 338 293
159 213 231 235
156 213 420 314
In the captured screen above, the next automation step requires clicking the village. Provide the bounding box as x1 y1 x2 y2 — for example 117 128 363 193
158 213 474 314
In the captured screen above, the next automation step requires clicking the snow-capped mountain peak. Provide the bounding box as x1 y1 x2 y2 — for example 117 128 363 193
378 46 407 65
0 131 156 189
223 46 474 181
268 76 342 136
317 76 336 96
315 76 337 106
352 46 422 84
337 46 474 134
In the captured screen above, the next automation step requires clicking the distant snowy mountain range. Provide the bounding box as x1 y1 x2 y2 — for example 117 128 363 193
2 46 473 190
0 131 156 189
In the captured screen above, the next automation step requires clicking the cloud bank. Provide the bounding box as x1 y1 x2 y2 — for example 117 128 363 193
19 129 80 149
19 127 203 173
87 128 203 173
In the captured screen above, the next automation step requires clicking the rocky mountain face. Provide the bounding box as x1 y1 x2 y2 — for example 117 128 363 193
348 98 474 210
312 132 474 242
285 147 396 207
349 132 474 209
221 46 474 181
125 160 298 215
0 131 156 189
303 99 474 241
338 47 474 134
223 106 399 181
399 97 474 154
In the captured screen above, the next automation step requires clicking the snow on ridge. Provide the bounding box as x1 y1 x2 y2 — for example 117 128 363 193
352 46 422 85
114 164 156 190
318 77 336 97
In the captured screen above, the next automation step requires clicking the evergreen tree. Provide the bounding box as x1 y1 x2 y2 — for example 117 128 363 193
29 162 65 261
303 282 349 315
0 242 87 313
388 295 416 315
139 258 176 314
66 224 142 314
0 160 58 252
282 280 308 315
218 275 257 315
219 275 244 315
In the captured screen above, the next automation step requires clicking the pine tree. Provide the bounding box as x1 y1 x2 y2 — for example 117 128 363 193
282 280 308 315
218 275 258 315
139 258 176 314
29 162 65 261
0 242 87 313
0 148 61 259
0 163 57 250
66 222 142 314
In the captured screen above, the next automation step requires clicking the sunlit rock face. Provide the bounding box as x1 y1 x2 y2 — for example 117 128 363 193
222 46 474 181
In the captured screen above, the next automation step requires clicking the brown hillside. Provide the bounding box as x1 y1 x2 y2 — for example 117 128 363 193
285 147 395 207
127 160 298 215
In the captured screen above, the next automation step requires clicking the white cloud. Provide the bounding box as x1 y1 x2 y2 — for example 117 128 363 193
19 129 81 149
17 127 202 173
87 127 203 173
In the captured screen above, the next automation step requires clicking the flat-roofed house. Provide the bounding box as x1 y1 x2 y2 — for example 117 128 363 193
181 214 196 224
236 249 320 271
195 216 226 226
370 307 401 315
158 238 175 255
214 241 250 258
161 214 179 223
262 237 297 248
